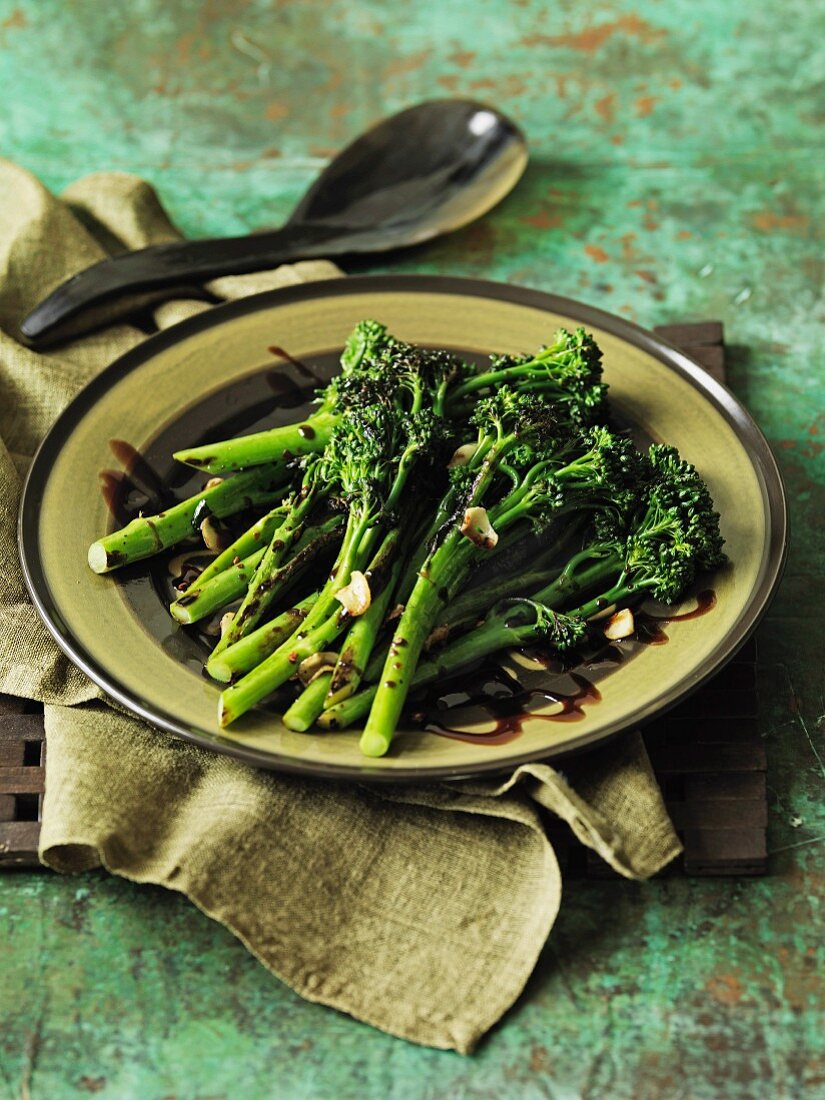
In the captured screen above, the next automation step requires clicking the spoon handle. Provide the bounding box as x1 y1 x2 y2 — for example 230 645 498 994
19 222 342 346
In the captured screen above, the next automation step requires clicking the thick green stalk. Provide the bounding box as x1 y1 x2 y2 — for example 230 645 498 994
206 593 316 683
429 519 588 638
171 517 339 625
211 487 318 656
173 410 339 474
284 510 377 644
324 544 402 708
170 545 264 624
88 466 288 574
359 533 471 757
320 616 526 732
529 551 623 608
282 672 334 732
218 606 351 727
281 546 401 732
217 525 396 725
316 684 376 731
188 505 287 592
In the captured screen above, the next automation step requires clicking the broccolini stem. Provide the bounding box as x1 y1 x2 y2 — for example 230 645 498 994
320 615 530 733
206 593 316 683
171 545 265 625
217 527 397 726
188 505 288 592
218 606 350 727
359 532 471 757
172 410 339 474
323 545 402 709
87 466 288 574
172 516 340 626
282 672 334 732
431 518 588 639
210 488 318 656
280 532 402 729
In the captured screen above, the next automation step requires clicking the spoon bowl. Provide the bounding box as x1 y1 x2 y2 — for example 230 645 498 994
21 99 527 345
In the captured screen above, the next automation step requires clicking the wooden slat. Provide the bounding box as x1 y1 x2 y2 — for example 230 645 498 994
684 773 766 802
683 828 768 876
668 798 768 830
0 767 46 795
648 742 766 776
662 718 759 744
0 740 24 767
0 713 46 741
0 821 41 867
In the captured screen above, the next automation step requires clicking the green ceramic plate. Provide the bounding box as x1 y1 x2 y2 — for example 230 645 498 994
19 276 787 781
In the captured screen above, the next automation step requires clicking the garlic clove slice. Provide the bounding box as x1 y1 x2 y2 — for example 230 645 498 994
460 506 499 549
335 570 372 616
603 608 635 640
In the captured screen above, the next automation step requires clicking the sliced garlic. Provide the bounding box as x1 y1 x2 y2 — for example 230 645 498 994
200 515 225 551
448 442 478 469
167 548 216 578
219 611 235 637
335 570 371 616
387 603 405 622
460 506 499 549
204 477 224 490
297 651 339 686
603 608 635 640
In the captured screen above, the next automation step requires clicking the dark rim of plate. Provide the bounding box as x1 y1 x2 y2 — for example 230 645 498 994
18 275 788 783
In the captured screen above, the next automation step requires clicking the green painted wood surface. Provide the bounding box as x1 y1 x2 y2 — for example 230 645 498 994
0 0 822 1096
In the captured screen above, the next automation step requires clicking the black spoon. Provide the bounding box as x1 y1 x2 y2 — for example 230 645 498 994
21 99 527 345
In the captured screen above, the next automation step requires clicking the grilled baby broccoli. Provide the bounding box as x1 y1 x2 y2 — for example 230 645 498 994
320 445 725 733
86 318 726 762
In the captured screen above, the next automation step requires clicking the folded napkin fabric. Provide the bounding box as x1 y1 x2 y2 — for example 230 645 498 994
0 160 681 1053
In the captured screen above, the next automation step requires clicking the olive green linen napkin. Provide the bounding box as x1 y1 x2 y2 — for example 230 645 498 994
0 159 681 1053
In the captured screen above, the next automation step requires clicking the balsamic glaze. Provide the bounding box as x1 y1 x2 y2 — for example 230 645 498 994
425 673 602 745
267 345 324 384
99 439 164 522
420 590 718 747
635 589 717 646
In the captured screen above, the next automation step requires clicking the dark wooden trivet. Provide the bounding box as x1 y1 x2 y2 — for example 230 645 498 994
0 321 767 875
0 695 45 867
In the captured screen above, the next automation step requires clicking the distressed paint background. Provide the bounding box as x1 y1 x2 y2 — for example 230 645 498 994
0 0 823 1096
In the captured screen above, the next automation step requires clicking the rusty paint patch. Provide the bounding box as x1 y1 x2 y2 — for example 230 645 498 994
522 209 563 230
78 1077 106 1094
2 7 26 28
384 49 432 78
585 244 609 263
749 210 811 234
635 95 659 117
265 102 289 121
529 1044 550 1072
449 49 476 68
521 13 666 53
595 92 617 123
706 974 744 1006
